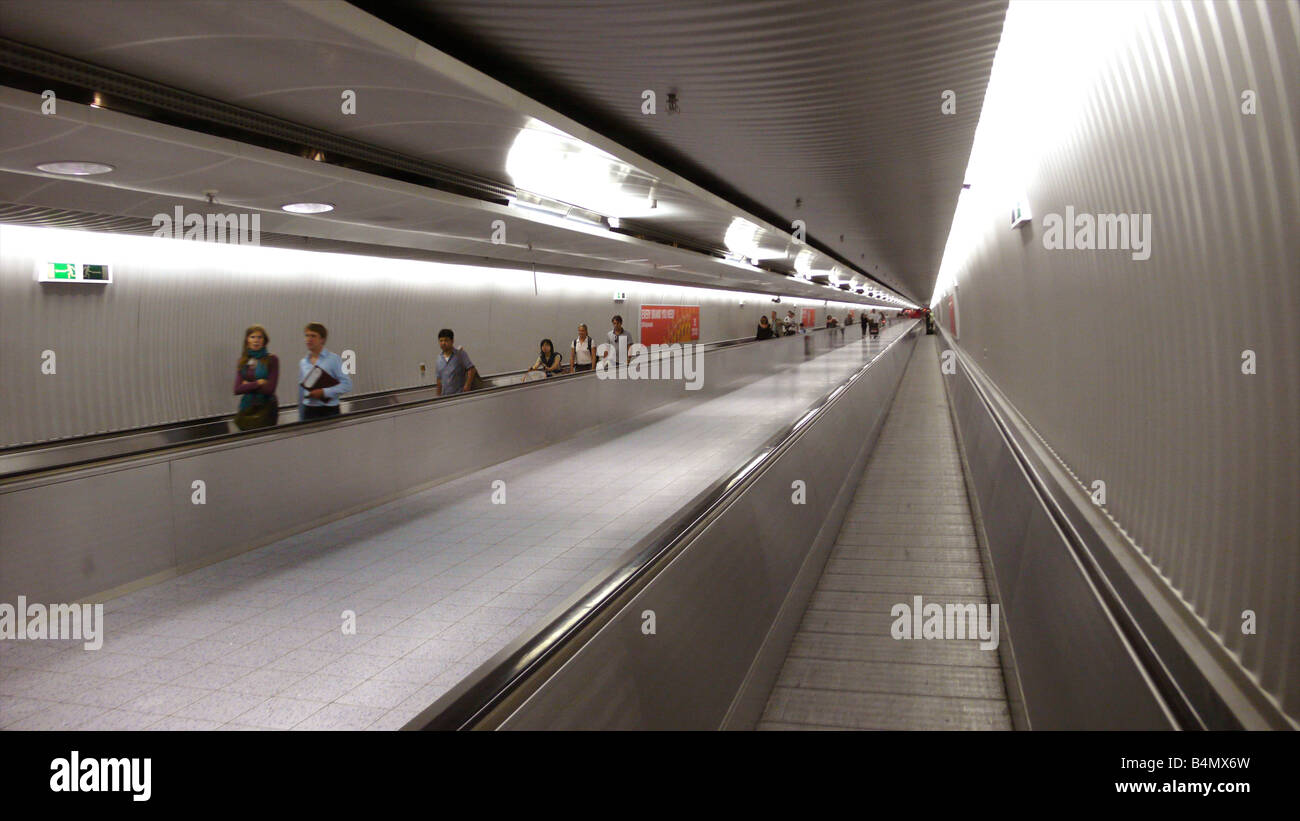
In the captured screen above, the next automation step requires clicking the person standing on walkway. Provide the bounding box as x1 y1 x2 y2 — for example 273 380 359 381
435 328 478 396
298 322 351 421
604 315 632 367
233 324 279 430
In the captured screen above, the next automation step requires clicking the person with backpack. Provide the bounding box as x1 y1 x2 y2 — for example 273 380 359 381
435 328 478 396
571 323 596 373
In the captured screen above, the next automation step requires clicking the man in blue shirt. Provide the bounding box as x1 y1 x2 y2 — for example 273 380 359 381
298 322 352 421
435 328 478 396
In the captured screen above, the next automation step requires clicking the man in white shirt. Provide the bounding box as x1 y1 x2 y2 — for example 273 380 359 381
571 323 596 372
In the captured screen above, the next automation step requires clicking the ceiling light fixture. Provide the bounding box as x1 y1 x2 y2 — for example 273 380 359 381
36 161 114 176
281 202 334 214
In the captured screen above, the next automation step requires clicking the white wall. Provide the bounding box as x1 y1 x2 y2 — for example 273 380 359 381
0 224 866 446
930 1 1299 721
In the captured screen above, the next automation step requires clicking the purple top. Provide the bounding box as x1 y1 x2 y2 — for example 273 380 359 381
234 354 279 396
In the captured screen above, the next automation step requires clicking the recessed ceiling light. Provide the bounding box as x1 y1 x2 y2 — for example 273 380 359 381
37 161 114 176
281 202 334 214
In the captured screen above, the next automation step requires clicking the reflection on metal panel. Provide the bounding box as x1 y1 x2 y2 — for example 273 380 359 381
933 0 1300 723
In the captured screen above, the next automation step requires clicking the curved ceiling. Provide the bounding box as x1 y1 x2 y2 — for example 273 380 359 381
356 0 1009 302
0 0 1006 305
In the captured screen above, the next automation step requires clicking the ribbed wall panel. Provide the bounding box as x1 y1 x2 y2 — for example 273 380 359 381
0 223 851 447
935 0 1299 720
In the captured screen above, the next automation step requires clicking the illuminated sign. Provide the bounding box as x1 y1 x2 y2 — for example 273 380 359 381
640 305 700 344
41 262 111 283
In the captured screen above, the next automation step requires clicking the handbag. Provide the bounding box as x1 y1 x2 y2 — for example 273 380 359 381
234 396 278 430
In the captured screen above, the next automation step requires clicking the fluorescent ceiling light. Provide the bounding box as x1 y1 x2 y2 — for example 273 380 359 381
506 118 662 219
724 217 787 261
793 248 816 277
36 161 114 176
281 202 334 214
507 196 567 219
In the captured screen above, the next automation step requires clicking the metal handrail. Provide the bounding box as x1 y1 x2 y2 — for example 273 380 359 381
0 326 845 482
405 321 919 729
942 329 1293 730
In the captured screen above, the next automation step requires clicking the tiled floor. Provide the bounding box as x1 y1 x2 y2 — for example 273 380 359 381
0 324 913 731
759 334 1013 730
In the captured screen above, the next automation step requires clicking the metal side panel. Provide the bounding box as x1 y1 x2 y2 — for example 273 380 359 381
0 462 174 603
944 344 1173 730
167 417 404 567
493 329 920 730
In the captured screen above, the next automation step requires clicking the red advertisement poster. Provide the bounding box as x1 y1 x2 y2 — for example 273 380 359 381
801 308 817 328
640 305 700 344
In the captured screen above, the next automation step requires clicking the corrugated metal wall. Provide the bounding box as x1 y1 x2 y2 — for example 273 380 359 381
935 0 1299 720
0 224 852 446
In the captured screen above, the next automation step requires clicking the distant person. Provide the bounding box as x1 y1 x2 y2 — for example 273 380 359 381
860 311 869 337
298 322 351 421
756 315 775 340
605 315 632 366
571 323 596 373
784 310 798 336
527 338 564 377
867 310 881 339
233 324 279 430
435 328 478 396
826 315 838 329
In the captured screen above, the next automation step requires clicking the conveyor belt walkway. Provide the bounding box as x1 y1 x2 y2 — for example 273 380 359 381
760 335 1013 730
0 325 910 731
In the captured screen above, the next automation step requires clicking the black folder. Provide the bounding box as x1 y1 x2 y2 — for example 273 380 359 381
300 365 340 391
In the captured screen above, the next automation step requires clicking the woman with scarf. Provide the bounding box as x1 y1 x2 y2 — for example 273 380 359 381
233 324 280 430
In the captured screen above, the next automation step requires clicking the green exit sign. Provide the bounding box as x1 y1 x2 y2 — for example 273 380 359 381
41 262 112 283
